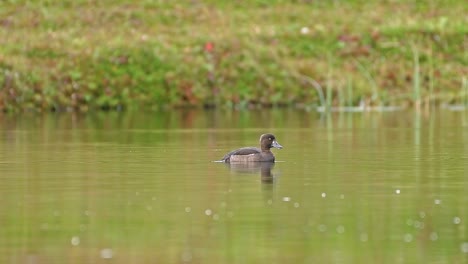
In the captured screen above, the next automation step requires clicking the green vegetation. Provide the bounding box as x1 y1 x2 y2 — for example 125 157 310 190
0 0 466 111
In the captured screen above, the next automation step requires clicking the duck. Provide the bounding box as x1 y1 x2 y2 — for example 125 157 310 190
221 133 283 163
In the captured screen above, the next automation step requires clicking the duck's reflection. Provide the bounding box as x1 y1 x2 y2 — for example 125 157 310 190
225 162 276 183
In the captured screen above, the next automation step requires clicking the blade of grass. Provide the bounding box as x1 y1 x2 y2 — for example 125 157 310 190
299 75 326 109
412 45 421 108
353 59 379 105
428 46 434 107
347 76 353 107
338 81 345 107
463 76 467 106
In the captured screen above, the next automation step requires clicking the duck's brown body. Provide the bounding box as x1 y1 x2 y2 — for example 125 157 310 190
221 134 282 163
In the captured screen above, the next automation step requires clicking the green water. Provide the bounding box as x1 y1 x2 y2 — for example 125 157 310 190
0 110 467 264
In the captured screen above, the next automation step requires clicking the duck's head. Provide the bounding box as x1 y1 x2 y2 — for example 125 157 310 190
260 133 283 150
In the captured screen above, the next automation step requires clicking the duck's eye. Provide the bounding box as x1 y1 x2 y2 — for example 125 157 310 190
269 138 272 141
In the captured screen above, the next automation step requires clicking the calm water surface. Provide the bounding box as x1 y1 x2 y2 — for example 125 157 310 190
0 110 467 264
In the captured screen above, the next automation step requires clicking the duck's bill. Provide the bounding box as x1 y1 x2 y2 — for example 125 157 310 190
272 140 283 149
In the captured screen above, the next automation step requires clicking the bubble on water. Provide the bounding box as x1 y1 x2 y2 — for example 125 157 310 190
339 194 345 199
294 202 300 208
336 225 345 234
360 233 368 242
453 217 461 225
205 209 212 216
403 233 413 243
267 199 273 205
84 210 91 216
152 196 157 201
220 202 227 207
461 242 468 253
419 211 426 218
317 224 327 232
395 189 401 194
146 206 152 211
181 250 192 262
227 211 234 218
135 191 139 196
282 197 291 202
321 193 326 198
100 248 113 259
414 221 424 229
430 232 438 241
185 207 191 213
406 219 413 226
434 199 441 205
213 214 219 221
71 236 80 246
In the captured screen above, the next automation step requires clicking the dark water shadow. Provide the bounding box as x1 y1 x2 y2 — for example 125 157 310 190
225 162 276 183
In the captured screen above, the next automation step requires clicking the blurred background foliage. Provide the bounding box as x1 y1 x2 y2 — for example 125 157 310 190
0 0 466 111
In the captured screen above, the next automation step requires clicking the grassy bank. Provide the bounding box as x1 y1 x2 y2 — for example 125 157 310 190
0 0 466 112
